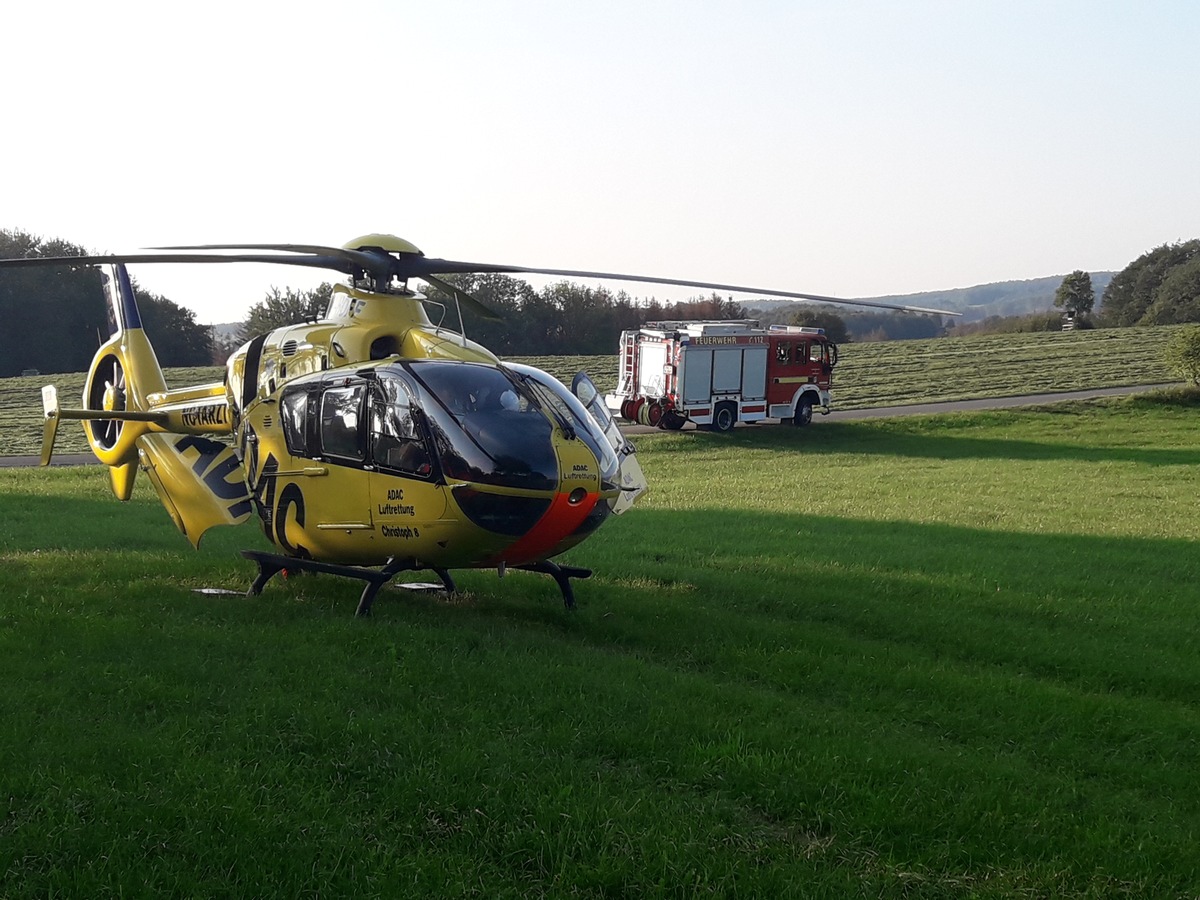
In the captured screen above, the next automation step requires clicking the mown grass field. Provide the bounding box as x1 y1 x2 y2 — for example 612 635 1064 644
0 326 1181 456
2 388 1200 895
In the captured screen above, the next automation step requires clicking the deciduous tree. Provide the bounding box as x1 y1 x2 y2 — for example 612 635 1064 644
0 228 210 373
240 283 334 340
1054 270 1095 318
137 290 214 367
1143 256 1200 325
1101 240 1200 326
786 305 850 343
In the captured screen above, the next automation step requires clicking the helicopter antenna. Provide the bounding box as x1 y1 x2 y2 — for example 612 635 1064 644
452 291 468 348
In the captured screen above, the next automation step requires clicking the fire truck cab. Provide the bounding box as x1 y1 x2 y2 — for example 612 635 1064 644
605 320 838 432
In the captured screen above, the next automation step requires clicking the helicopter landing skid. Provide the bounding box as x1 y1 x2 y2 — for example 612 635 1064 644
512 561 592 610
240 550 456 617
239 551 590 616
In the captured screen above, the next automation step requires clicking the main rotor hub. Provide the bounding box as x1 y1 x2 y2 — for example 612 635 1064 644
342 234 423 257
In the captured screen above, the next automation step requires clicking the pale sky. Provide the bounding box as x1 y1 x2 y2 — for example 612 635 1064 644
3 1 1197 324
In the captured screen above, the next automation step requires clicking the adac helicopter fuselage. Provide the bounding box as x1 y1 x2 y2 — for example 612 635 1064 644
54 262 646 582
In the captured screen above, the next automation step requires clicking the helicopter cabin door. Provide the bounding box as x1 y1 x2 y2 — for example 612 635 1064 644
275 373 446 563
295 378 377 555
364 374 446 551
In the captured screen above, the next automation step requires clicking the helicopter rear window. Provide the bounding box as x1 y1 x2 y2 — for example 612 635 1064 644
320 383 366 460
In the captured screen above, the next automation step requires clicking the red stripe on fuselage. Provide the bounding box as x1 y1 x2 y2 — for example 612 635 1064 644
492 490 599 565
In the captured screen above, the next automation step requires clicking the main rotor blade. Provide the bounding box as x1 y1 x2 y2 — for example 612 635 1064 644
0 243 960 316
0 251 363 273
419 275 503 322
152 243 377 268
154 244 438 288
154 243 352 254
412 259 959 316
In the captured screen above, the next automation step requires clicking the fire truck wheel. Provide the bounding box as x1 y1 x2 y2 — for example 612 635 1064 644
792 398 814 427
711 402 737 433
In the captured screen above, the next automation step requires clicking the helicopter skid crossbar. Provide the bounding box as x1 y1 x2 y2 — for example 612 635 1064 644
240 550 456 617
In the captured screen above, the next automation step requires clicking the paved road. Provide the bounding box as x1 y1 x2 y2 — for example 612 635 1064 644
823 382 1177 421
0 383 1179 467
0 452 98 468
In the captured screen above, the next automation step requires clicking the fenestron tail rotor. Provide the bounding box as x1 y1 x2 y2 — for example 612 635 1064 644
93 355 127 450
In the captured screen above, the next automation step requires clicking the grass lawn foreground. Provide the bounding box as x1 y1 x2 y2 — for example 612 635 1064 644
2 390 1200 895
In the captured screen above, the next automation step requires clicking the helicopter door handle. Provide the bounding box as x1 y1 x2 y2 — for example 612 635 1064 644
266 466 328 477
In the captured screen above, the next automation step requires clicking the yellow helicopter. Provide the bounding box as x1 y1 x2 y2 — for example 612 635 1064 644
1 235 954 614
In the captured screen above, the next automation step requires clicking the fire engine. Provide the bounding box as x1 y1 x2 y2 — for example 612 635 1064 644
605 320 838 432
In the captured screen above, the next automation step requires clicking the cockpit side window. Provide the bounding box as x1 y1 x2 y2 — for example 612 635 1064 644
508 363 620 485
280 386 309 457
319 383 366 461
371 378 433 477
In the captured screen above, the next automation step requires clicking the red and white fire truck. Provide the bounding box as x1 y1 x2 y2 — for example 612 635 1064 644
604 320 838 432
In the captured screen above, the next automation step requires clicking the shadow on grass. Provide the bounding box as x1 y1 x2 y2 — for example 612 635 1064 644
615 503 1200 681
814 423 1200 467
451 506 1200 695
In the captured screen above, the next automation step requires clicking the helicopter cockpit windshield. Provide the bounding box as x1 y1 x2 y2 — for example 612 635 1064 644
394 361 560 492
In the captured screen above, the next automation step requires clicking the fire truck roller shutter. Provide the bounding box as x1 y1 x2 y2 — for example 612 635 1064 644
741 346 767 401
681 351 712 405
711 349 742 393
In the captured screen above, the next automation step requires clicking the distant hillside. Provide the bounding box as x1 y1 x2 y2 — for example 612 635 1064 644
743 273 1116 323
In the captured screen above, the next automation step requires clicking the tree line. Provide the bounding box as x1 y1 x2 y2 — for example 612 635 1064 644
966 242 1200 335
0 229 213 377
7 227 1200 378
418 274 744 355
226 276 746 358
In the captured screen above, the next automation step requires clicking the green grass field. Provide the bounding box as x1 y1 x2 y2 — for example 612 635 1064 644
2 389 1200 895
